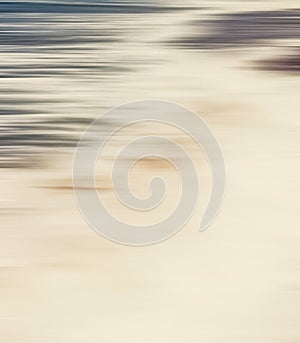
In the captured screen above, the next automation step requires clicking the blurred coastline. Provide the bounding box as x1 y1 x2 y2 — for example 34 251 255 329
0 1 300 342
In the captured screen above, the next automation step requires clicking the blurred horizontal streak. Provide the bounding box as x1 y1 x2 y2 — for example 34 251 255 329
257 48 300 74
0 64 133 78
0 1 193 14
0 18 119 53
170 10 300 49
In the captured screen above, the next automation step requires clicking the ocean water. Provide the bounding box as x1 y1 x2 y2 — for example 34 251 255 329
0 1 299 167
